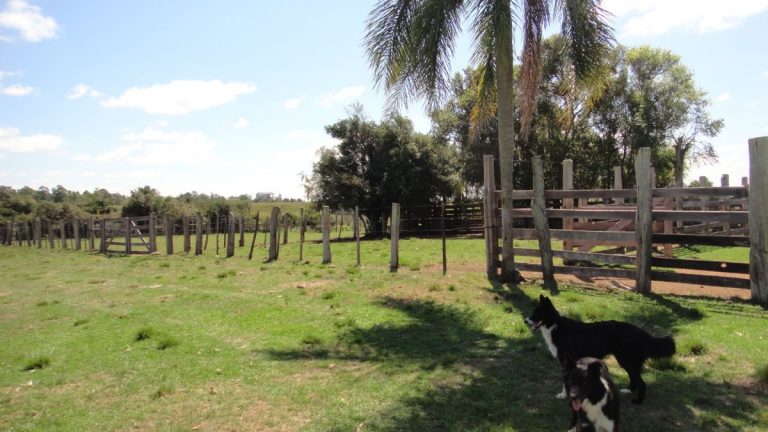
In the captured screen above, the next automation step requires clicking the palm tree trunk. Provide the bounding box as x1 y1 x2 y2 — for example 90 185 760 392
496 28 517 283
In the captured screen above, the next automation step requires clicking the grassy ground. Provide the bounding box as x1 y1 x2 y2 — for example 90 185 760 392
0 236 766 431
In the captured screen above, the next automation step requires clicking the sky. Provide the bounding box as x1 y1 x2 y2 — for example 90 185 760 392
1 0 767 199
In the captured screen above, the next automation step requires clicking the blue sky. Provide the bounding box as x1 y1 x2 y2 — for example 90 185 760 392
1 0 767 199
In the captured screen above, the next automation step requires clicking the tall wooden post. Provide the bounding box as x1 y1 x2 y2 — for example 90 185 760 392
73 218 81 250
613 166 623 205
249 212 260 261
183 215 191 253
60 220 67 249
99 219 107 253
390 203 400 273
227 213 235 258
282 214 289 245
299 209 306 262
634 148 653 294
88 218 96 251
532 156 556 289
124 217 132 254
195 213 203 255
25 221 32 247
354 206 360 266
441 200 447 275
748 136 768 303
322 206 331 264
562 159 574 256
483 155 498 279
149 213 157 253
47 221 55 249
215 214 221 256
34 218 42 248
268 207 280 261
165 215 174 255
239 216 245 247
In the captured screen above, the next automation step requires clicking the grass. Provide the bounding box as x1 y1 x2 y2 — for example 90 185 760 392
0 235 766 431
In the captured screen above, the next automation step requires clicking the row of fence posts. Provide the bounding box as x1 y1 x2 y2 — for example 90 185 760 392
2 205 449 274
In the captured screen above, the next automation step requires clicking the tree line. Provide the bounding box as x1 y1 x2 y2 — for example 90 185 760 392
306 41 723 233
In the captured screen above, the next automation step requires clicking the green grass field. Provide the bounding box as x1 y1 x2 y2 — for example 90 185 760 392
0 236 766 431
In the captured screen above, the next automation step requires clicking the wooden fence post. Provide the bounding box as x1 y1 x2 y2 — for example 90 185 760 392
322 206 331 264
124 217 132 254
60 220 67 249
99 219 107 253
562 159 574 258
34 218 42 248
269 207 280 261
88 218 96 251
390 203 400 273
354 206 360 266
634 147 653 294
73 218 81 250
227 213 235 258
441 200 447 275
532 156 556 289
195 213 203 255
215 214 221 256
148 213 157 253
282 214 289 245
613 166 622 204
183 215 191 253
239 216 245 247
300 209 306 262
165 215 174 255
249 212 260 261
749 136 768 303
47 221 55 249
483 155 498 279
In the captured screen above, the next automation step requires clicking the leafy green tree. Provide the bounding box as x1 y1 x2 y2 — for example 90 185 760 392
121 186 169 217
365 0 613 280
308 111 460 235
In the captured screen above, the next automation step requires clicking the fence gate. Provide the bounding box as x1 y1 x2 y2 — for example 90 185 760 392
97 216 153 254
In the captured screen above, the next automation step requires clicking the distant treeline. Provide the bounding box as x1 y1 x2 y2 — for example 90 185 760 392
0 185 312 224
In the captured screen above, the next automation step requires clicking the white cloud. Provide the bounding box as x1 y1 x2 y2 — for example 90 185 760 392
0 70 22 80
282 96 304 109
102 80 256 115
67 83 103 99
318 85 365 108
762 70 768 79
714 92 732 102
1 83 36 96
73 126 216 165
234 117 249 128
604 0 768 37
0 0 59 42
0 127 63 152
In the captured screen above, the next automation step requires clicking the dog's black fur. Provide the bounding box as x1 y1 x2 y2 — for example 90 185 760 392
525 295 675 404
566 357 619 432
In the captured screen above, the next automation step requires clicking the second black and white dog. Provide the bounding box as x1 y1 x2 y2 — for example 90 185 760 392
566 357 619 432
524 295 675 404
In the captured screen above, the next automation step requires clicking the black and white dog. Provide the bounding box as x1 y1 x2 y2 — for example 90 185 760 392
524 295 675 404
565 357 619 432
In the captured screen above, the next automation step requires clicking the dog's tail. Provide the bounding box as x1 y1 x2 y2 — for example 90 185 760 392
645 335 676 359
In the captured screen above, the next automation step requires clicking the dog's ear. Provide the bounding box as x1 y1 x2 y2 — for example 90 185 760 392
587 361 604 378
539 294 546 302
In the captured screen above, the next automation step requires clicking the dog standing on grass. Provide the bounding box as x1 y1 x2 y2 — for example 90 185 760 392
566 357 619 432
524 295 675 404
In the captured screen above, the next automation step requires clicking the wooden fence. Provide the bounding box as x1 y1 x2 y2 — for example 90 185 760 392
484 137 768 303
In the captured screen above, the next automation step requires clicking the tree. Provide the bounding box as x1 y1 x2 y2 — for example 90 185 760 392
121 186 169 217
365 0 613 281
307 111 460 235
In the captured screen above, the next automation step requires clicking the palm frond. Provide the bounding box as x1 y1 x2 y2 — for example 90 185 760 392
558 0 614 82
519 0 550 139
365 0 466 112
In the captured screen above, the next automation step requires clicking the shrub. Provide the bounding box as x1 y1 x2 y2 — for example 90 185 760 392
23 356 51 371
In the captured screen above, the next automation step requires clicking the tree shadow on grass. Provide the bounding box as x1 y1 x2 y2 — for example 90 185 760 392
262 288 767 431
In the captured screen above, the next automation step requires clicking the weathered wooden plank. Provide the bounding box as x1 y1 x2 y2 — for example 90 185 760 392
268 207 280 261
749 136 768 302
390 203 400 272
183 215 191 253
513 228 635 242
562 159 574 257
515 262 636 279
653 187 748 198
532 156 555 288
653 233 750 247
651 257 749 274
195 213 203 255
650 271 750 289
514 247 636 266
249 212 260 261
322 206 331 264
635 147 653 293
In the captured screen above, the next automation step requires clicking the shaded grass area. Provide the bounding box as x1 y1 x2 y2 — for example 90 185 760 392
0 238 766 431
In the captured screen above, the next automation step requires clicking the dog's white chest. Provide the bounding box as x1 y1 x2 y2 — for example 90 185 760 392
582 379 615 432
541 324 558 359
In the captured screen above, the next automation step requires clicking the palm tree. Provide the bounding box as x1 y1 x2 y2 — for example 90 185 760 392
365 0 613 282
